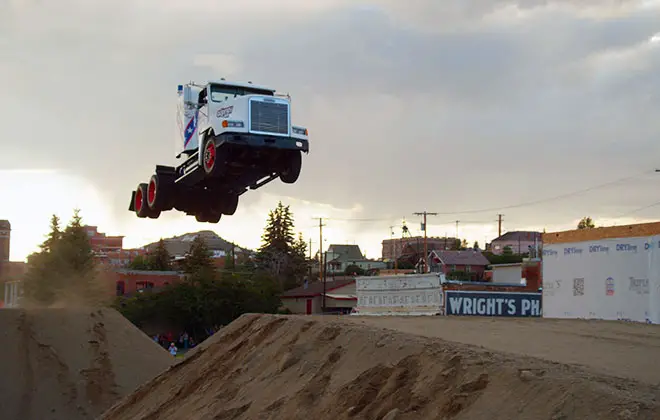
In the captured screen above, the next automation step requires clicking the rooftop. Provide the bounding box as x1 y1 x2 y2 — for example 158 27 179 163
327 244 364 261
542 221 660 244
281 276 355 298
430 250 491 266
493 231 542 242
206 79 275 92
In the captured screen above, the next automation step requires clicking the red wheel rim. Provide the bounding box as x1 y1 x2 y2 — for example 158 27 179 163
135 188 143 213
148 179 156 205
204 141 215 171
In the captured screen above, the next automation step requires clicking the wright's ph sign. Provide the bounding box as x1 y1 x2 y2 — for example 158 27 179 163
445 291 542 317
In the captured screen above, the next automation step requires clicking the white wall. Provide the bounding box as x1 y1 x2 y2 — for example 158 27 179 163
542 235 660 323
354 273 443 315
492 265 522 284
3 280 22 308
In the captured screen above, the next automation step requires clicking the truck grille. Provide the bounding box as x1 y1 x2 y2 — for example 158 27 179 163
250 100 289 135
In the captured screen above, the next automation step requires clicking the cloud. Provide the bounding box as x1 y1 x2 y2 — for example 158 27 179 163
1 0 659 259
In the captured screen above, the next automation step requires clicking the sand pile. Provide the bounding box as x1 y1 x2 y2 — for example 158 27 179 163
0 307 175 420
101 314 660 420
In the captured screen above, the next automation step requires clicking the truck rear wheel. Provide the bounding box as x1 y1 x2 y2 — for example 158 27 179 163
280 151 302 184
135 183 160 219
222 193 239 215
195 211 221 223
147 173 174 211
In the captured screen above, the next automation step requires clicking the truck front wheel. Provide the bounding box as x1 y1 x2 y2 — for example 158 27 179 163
280 151 302 184
202 135 227 177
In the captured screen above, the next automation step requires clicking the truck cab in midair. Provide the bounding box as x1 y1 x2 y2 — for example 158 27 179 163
129 79 310 223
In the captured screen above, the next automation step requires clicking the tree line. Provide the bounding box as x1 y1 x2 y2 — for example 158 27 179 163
20 202 312 342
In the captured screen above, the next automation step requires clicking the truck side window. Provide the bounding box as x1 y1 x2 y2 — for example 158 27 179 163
198 88 208 106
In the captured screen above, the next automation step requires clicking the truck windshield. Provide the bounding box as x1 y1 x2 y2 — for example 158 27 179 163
209 84 274 102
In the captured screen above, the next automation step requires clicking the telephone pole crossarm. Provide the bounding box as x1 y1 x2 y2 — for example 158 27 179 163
413 211 438 273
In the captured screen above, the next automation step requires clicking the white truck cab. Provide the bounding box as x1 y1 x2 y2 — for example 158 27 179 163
176 79 309 160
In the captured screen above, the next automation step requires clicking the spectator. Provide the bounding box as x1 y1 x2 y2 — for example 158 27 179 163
168 342 178 357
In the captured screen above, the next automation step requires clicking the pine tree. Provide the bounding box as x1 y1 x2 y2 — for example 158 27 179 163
148 239 172 271
184 235 216 282
23 209 102 306
256 201 308 289
41 214 62 253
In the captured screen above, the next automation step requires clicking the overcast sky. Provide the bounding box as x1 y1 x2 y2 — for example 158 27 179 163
1 0 659 260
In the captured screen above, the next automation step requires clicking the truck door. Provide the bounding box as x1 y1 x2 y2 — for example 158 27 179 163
197 87 210 137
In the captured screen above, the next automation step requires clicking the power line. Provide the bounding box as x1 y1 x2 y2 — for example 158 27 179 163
614 200 660 218
429 169 656 215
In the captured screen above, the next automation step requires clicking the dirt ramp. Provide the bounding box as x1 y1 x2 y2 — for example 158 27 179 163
100 314 660 420
0 307 175 420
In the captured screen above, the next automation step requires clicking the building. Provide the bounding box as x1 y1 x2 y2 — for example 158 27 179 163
114 269 185 297
0 220 27 308
325 244 386 275
428 249 490 281
490 263 523 284
2 280 22 308
490 231 542 255
0 220 10 277
280 277 356 314
382 236 459 261
82 225 147 268
84 225 124 252
541 221 660 324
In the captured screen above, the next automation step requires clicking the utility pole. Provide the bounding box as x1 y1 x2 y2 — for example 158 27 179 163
314 218 326 282
388 225 395 266
414 211 437 273
455 220 459 240
497 214 504 238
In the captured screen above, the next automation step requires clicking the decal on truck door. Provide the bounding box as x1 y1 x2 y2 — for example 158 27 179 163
216 106 234 118
183 110 198 147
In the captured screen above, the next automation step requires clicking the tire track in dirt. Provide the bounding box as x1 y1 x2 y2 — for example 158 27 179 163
16 311 35 420
81 310 119 410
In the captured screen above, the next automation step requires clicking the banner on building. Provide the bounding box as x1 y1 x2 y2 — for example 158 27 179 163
354 273 443 316
445 290 542 317
542 235 660 324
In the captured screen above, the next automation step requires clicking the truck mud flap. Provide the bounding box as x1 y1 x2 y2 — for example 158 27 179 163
128 191 136 211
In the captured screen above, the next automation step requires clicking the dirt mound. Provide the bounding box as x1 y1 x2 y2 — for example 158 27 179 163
100 314 660 420
0 307 175 420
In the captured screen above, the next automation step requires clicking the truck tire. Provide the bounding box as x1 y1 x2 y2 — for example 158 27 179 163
147 173 174 211
280 151 302 184
195 211 221 223
206 211 221 223
134 183 148 218
222 193 239 215
135 183 160 219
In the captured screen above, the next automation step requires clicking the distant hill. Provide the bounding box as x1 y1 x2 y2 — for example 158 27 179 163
142 230 253 257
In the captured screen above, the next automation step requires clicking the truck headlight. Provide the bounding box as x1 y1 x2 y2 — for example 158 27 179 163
222 120 244 128
292 126 308 136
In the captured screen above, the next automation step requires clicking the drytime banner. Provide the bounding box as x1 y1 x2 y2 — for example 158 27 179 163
445 291 542 317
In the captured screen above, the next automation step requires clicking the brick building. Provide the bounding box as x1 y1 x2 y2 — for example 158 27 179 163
0 220 10 278
428 249 491 281
381 236 459 261
114 269 185 296
83 225 147 268
490 231 542 255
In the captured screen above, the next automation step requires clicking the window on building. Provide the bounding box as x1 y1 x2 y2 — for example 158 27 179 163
116 281 125 296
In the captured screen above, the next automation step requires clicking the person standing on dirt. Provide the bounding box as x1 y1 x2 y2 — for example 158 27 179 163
168 342 178 357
